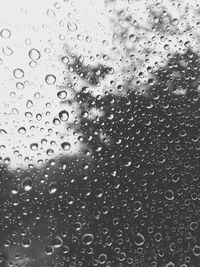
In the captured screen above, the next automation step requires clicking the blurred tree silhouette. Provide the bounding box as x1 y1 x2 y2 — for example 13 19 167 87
60 45 200 265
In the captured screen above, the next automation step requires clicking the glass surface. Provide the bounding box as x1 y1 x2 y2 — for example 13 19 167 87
0 0 200 266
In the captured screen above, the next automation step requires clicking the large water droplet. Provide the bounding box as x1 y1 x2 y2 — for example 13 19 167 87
45 74 56 85
13 68 24 79
28 48 41 60
61 142 71 151
134 233 145 246
58 110 69 121
0 29 11 38
22 177 33 191
81 233 94 245
67 21 77 31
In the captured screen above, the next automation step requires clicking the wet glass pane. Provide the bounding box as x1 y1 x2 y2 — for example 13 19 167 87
0 0 200 266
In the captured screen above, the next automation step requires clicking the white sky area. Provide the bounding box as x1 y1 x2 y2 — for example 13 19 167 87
0 0 199 170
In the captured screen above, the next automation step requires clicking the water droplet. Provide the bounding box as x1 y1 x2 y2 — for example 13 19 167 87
48 182 57 194
166 262 175 267
45 74 56 85
22 238 31 248
67 21 77 31
61 142 71 151
2 46 13 56
62 56 69 64
28 48 41 60
16 82 24 90
18 127 26 135
0 29 11 38
133 201 142 211
134 233 145 246
81 233 94 245
26 100 33 108
13 68 24 79
58 110 69 121
22 177 33 191
57 90 67 99
193 245 200 256
45 246 54 255
52 236 63 248
30 143 38 151
164 189 174 201
98 254 107 264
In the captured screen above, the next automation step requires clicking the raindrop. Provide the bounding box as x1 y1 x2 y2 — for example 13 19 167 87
58 110 69 121
48 182 57 194
13 68 24 79
164 189 174 201
52 236 63 248
67 21 77 31
18 127 26 135
98 254 107 264
134 233 145 246
22 238 31 248
62 56 69 64
28 48 41 60
61 142 71 151
16 82 24 90
193 245 200 256
2 46 13 56
45 74 56 85
166 262 175 267
0 29 11 38
81 233 94 245
57 90 67 99
30 143 38 151
22 177 33 191
26 100 33 108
